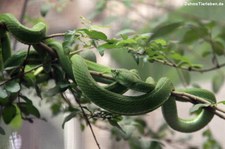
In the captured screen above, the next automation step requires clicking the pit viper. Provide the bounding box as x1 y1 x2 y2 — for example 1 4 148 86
0 13 216 133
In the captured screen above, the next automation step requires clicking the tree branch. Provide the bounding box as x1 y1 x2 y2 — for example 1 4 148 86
154 59 225 73
172 91 225 120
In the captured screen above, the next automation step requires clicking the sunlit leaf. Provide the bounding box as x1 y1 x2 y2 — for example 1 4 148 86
217 100 225 105
79 29 107 40
10 105 23 129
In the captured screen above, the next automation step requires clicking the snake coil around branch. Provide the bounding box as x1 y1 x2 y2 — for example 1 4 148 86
0 13 218 133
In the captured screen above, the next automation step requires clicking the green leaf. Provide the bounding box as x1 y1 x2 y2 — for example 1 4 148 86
2 104 17 124
181 26 208 43
44 86 60 97
79 29 107 40
23 73 36 87
97 40 119 55
211 41 225 55
18 102 40 118
149 22 183 41
180 70 191 85
51 103 62 116
212 72 224 93
190 103 211 114
116 29 135 36
40 3 53 17
217 100 225 105
95 0 107 12
5 80 20 93
149 141 163 149
9 104 23 129
134 118 146 134
0 87 8 99
108 119 126 135
116 38 137 46
203 129 222 149
62 111 80 128
63 30 76 54
34 84 42 99
19 94 33 104
0 126 5 135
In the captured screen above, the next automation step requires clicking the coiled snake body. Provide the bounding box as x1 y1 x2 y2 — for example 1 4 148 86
0 13 216 133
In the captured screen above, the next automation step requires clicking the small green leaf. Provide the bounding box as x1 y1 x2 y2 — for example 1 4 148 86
79 29 107 40
179 70 191 85
116 38 137 46
2 104 17 124
40 3 52 17
44 86 60 97
5 80 20 93
116 29 135 36
0 87 8 99
51 103 62 116
0 126 5 135
108 119 126 135
203 129 222 149
190 103 211 114
217 100 225 105
63 30 76 54
35 84 42 99
19 94 33 104
181 26 208 43
18 102 40 118
62 111 80 128
9 105 23 129
212 72 224 93
211 41 225 55
23 73 36 87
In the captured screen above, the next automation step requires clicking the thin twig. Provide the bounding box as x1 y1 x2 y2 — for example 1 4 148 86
61 93 73 107
69 87 101 149
172 91 225 117
90 71 114 81
20 45 31 78
37 42 57 57
154 59 225 73
44 33 66 39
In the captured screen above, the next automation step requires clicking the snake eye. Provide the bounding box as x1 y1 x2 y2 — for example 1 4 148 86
111 69 118 74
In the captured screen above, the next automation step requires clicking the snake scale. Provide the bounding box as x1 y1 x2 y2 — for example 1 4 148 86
0 13 216 133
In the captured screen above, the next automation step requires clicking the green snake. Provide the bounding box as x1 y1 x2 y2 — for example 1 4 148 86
0 13 217 133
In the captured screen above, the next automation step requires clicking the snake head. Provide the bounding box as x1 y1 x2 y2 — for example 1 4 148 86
111 69 120 77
